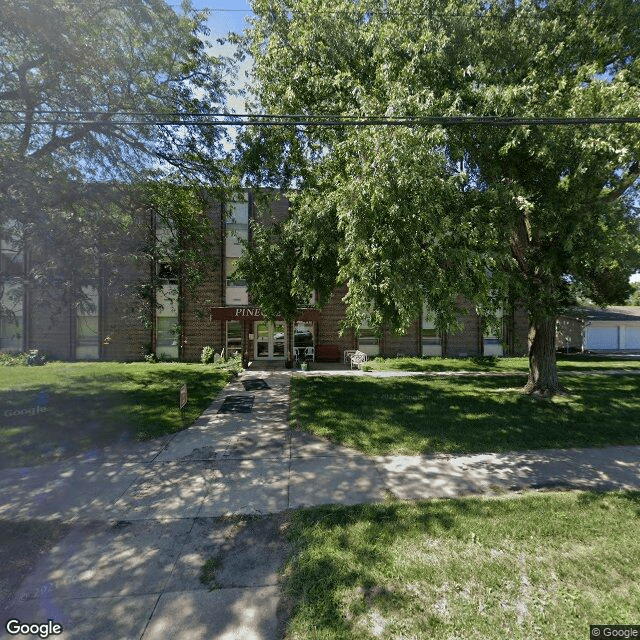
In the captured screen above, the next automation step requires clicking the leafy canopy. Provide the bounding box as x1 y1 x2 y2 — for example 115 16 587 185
0 0 229 317
238 0 640 336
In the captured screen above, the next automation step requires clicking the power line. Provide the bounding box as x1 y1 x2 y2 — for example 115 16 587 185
12 1 589 19
1 113 640 127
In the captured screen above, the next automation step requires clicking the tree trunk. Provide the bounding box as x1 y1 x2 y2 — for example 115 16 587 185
524 316 563 396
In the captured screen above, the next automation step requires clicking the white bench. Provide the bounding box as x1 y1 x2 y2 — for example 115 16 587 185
350 350 369 369
343 349 357 364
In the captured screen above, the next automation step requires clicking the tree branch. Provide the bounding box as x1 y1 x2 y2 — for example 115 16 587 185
28 113 115 160
600 161 640 203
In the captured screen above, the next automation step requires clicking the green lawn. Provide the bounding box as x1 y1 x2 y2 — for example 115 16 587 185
360 354 640 372
0 360 239 467
291 374 640 455
283 491 640 640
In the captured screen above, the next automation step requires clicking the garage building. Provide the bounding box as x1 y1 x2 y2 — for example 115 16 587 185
556 307 640 352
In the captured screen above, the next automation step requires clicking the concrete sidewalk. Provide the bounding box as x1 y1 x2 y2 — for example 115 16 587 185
1 369 640 639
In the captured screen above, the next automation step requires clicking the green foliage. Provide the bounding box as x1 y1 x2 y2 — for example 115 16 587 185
235 208 317 322
26 350 46 366
0 0 228 320
626 282 640 305
238 0 640 389
0 361 235 466
0 352 28 366
201 345 216 364
199 557 220 590
290 374 640 455
0 0 226 178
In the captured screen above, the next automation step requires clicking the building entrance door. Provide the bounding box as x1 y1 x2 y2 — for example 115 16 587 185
254 321 287 359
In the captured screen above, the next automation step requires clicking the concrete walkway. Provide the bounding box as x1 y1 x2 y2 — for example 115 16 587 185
1 369 640 639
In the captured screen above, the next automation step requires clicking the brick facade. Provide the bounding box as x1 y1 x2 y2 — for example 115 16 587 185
381 320 421 357
15 190 532 362
316 284 356 355
28 297 73 360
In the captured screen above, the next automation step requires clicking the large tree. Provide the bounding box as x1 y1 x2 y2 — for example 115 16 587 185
0 0 228 318
237 0 640 395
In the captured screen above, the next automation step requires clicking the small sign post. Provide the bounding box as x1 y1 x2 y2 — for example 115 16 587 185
179 384 188 410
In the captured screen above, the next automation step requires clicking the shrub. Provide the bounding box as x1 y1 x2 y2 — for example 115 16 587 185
201 345 216 364
0 352 29 366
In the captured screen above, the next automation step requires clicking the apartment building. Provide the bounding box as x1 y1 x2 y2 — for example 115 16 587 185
1 191 529 362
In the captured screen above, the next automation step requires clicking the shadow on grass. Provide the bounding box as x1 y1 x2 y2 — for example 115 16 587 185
284 491 640 638
291 374 640 455
0 365 234 468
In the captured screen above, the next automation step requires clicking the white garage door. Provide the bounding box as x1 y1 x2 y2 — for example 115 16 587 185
623 327 640 349
586 326 619 350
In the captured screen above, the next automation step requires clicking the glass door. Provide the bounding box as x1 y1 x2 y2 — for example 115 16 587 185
254 321 287 359
255 321 270 358
272 321 286 358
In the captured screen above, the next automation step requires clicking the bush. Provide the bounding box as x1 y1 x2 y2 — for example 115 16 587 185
0 352 29 366
201 345 216 364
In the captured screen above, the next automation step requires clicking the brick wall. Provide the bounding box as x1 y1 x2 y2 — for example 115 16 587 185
181 276 224 360
252 191 289 227
316 284 356 357
181 204 225 361
382 320 421 357
28 297 73 360
444 297 482 356
23 188 533 363
506 304 530 356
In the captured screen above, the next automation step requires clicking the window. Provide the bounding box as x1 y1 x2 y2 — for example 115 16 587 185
157 261 178 283
76 286 99 360
422 305 442 356
225 200 249 304
156 284 179 359
358 322 380 356
483 308 504 356
0 247 23 277
225 257 246 287
225 200 249 259
294 321 314 348
0 292 22 352
0 233 24 353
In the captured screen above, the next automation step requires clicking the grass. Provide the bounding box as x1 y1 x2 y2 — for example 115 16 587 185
360 354 640 372
0 359 241 467
283 491 640 640
200 557 221 591
290 374 640 455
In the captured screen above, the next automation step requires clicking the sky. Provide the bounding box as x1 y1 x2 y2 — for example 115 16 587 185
190 0 255 109
190 0 253 55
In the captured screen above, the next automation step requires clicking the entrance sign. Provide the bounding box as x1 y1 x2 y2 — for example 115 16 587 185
210 307 320 322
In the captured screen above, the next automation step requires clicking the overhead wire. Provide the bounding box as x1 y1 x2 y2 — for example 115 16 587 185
1 111 639 127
